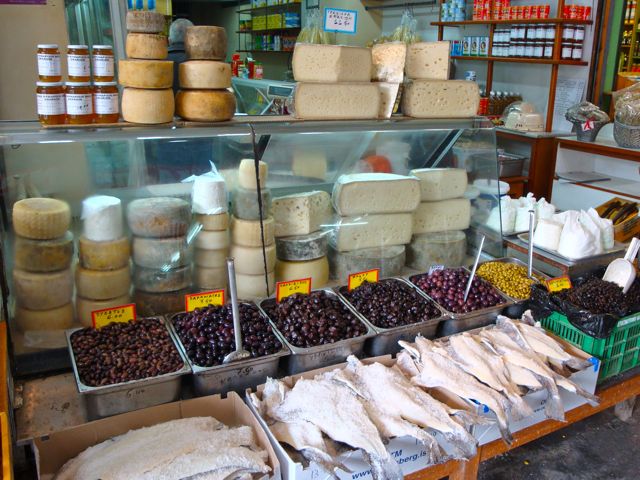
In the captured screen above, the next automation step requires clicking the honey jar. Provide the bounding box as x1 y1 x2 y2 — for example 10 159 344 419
67 45 90 82
36 82 66 125
65 82 94 124
94 82 119 123
37 44 61 82
92 45 115 82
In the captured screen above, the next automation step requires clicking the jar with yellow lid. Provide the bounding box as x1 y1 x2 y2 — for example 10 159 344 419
36 44 61 82
94 82 119 123
36 82 66 125
92 45 114 82
65 82 94 124
67 45 90 82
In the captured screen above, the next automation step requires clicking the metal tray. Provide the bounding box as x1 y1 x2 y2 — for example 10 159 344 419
517 233 626 263
66 317 192 420
258 288 376 375
335 277 448 356
166 307 290 397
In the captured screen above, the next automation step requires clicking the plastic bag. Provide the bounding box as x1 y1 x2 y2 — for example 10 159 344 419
183 161 228 215
564 101 609 123
536 197 555 220
391 9 422 44
578 210 604 254
486 196 516 233
297 9 332 45
514 193 536 232
613 82 640 125
586 208 614 250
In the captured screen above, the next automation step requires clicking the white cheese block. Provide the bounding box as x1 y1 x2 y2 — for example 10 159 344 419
126 33 168 60
194 230 230 250
328 245 406 282
13 268 73 310
194 266 227 290
292 44 372 82
273 191 331 237
13 198 71 240
405 41 451 80
118 60 173 89
16 303 74 332
79 236 130 271
378 82 401 119
126 11 165 33
76 266 131 300
121 88 174 124
134 288 187 317
127 197 190 238
194 248 228 268
406 231 467 270
409 168 468 201
533 218 563 251
132 236 190 268
236 272 274 301
179 61 231 89
232 187 272 221
185 26 227 60
291 150 327 180
294 83 381 120
175 89 235 122
372 42 406 83
77 295 131 328
133 265 191 293
82 195 123 242
330 213 413 252
332 173 421 216
231 216 274 247
191 173 227 215
230 244 276 275
14 232 73 273
238 159 268 189
402 80 479 118
275 257 329 289
413 198 471 234
275 231 328 261
194 212 229 231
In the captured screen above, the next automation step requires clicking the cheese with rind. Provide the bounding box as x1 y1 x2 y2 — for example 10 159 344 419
77 295 131 328
406 231 467 270
79 236 130 271
191 173 227 215
121 88 174 124
275 257 329 289
179 61 231 89
405 41 451 80
175 89 235 122
118 60 173 89
412 198 471 234
13 198 71 240
185 26 227 60
194 230 230 250
402 80 479 118
14 232 73 272
231 216 274 247
16 303 74 332
330 213 413 252
13 268 73 310
294 83 381 120
232 187 272 221
328 245 406 282
194 213 229 231
76 266 131 300
82 195 123 242
126 33 168 60
275 231 328 261
230 244 276 275
372 42 406 83
409 168 468 201
127 197 190 238
132 236 190 269
238 159 268 190
194 266 227 290
236 272 274 300
133 265 191 293
126 11 165 33
134 288 188 317
194 248 227 268
292 44 372 82
273 191 331 238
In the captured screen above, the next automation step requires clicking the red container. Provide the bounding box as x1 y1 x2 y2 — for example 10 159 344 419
569 5 578 19
576 6 585 19
584 6 592 20
523 6 531 19
247 59 255 79
541 5 550 19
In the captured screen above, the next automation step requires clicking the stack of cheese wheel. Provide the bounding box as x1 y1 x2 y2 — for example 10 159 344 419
273 191 332 289
407 168 471 270
120 10 174 124
230 159 275 300
12 198 75 340
176 26 235 122
192 173 230 292
128 197 191 316
76 196 131 327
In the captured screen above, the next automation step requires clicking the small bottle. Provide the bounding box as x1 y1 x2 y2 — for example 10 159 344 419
37 44 62 82
92 45 115 82
36 82 66 125
67 45 91 82
93 81 119 123
65 82 94 124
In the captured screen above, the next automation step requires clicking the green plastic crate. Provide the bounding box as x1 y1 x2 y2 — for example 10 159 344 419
540 311 640 383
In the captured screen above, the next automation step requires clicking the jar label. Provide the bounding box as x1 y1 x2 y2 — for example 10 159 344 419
66 92 93 115
68 54 90 77
93 54 114 77
37 53 61 76
94 92 119 114
36 93 65 115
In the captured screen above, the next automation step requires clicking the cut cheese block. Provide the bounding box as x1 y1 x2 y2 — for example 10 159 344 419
15 303 74 332
378 82 401 119
412 198 471 234
179 61 231 89
402 80 479 118
405 41 451 80
194 266 227 290
230 244 276 275
236 272 274 301
406 231 467 270
194 247 228 268
238 159 268 190
14 231 73 273
332 173 421 216
409 168 468 201
121 88 174 124
133 265 191 293
132 236 190 269
134 288 188 317
330 213 413 252
76 266 131 300
232 187 272 221
273 191 331 238
191 173 227 215
328 245 406 282
292 150 327 180
185 26 227 60
77 295 131 328
127 197 190 237
231 216 274 247
294 83 380 120
275 257 329 289
82 195 123 242
126 10 165 33
126 33 168 60
175 89 235 122
79 236 130 271
194 213 229 231
292 44 372 82
13 198 71 240
275 231 328 262
118 60 173 89
194 230 230 250
13 268 73 310
372 42 407 83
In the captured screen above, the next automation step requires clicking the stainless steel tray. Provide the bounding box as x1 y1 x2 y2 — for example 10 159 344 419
335 277 448 356
66 317 192 420
166 307 290 397
517 233 626 263
258 288 376 375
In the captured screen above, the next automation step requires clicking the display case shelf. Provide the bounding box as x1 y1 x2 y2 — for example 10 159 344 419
451 56 588 65
432 18 593 26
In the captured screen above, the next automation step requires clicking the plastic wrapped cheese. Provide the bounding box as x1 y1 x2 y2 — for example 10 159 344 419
328 245 405 282
329 213 413 252
406 231 466 270
82 195 123 242
486 196 516 233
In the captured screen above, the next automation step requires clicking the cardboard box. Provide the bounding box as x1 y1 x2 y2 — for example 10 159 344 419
33 392 280 480
596 197 640 243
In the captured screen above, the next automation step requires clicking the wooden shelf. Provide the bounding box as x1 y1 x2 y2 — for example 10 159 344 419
452 55 588 66
432 18 593 26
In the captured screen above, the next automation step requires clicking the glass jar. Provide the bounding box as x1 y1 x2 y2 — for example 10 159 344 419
562 26 575 41
574 26 585 42
561 42 573 60
92 45 114 82
36 82 66 125
37 44 61 82
67 45 90 82
509 42 517 57
93 81 119 123
516 42 526 58
533 41 544 58
536 24 545 40
65 82 94 124
546 25 556 40
510 25 519 40
526 26 536 40
517 25 526 40
572 43 583 61
544 42 554 58
524 42 534 58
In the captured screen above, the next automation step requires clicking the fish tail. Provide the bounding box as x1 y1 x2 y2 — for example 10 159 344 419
442 431 478 459
363 451 403 480
450 409 494 427
301 449 351 477
539 377 566 421
506 392 534 421
497 419 514 446
565 357 594 371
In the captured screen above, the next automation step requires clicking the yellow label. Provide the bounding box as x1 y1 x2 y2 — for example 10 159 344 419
92 303 136 329
276 278 312 302
348 268 380 291
547 276 572 293
185 290 225 312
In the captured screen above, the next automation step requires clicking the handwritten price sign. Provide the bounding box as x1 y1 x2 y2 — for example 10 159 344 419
546 276 572 293
276 278 312 302
324 8 358 34
92 303 136 329
185 290 225 312
348 269 380 291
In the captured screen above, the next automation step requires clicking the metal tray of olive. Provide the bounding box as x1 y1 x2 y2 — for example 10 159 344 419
335 277 449 356
166 304 290 397
258 288 376 375
66 317 192 420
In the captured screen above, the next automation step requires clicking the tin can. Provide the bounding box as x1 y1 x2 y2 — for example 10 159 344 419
584 6 592 20
470 37 480 56
541 5 550 18
523 5 531 19
463 37 471 55
465 70 477 82
479 37 489 56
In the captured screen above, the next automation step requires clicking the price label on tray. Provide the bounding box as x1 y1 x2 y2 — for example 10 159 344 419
92 303 137 329
276 278 312 302
429 265 445 275
546 276 572 293
185 290 225 312
348 268 380 291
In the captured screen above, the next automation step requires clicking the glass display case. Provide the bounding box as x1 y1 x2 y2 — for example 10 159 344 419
0 117 501 376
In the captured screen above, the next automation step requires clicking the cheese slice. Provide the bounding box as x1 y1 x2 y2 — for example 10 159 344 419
405 41 451 80
238 159 268 190
14 268 73 310
133 265 191 293
119 60 173 89
294 83 381 120
194 248 228 268
194 213 229 231
77 295 131 328
275 257 329 289
194 230 230 250
79 236 130 271
76 266 131 300
413 198 471 234
378 82 401 119
179 61 231 89
230 244 276 275
231 216 275 247
126 33 168 60
236 272 274 301
175 89 235 122
132 236 190 269
127 197 190 238
185 26 227 60
13 198 70 240
15 231 73 273
292 44 372 82
126 11 165 33
402 80 479 118
121 88 174 124
16 303 74 332
372 42 406 83
330 213 413 252
194 266 227 290
273 191 331 237
409 168 468 201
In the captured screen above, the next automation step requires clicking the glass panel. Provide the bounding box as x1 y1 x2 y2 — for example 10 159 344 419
65 0 113 47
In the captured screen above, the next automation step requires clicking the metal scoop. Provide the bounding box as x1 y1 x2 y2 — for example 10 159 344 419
603 237 639 294
464 235 485 303
223 258 250 364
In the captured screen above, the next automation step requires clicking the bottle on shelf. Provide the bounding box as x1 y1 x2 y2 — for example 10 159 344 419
36 44 61 82
67 45 91 82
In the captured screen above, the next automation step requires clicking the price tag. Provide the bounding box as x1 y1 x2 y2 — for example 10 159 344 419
92 303 136 329
324 8 358 34
348 268 380 291
276 278 312 303
429 265 445 275
185 289 225 312
546 276 572 293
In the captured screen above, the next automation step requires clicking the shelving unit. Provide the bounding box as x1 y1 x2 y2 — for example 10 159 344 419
236 2 302 55
619 0 640 72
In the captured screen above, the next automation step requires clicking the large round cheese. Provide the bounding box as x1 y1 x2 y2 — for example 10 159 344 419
16 303 74 332
175 89 235 122
79 236 130 271
126 10 165 33
119 60 173 89
185 26 227 60
13 268 73 310
179 61 231 89
133 265 191 293
75 266 131 300
134 288 188 317
14 231 73 272
76 295 131 328
194 230 229 250
236 272 274 301
81 195 123 242
275 256 329 289
231 216 274 247
230 244 275 275
126 33 168 60
121 88 174 124
13 198 71 240
194 266 227 290
132 236 190 269
232 187 272 221
194 248 227 268
194 212 229 231
127 197 190 237
275 231 328 261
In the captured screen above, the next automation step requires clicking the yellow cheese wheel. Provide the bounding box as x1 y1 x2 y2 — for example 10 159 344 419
121 88 174 124
118 59 173 89
231 216 275 247
185 26 227 60
13 198 71 240
194 266 227 290
275 257 329 289
230 244 276 275
13 268 73 310
194 212 229 231
179 61 231 89
194 248 227 268
236 272 274 301
126 33 168 59
175 89 235 122
14 231 74 272
76 266 131 300
76 295 132 328
126 10 165 33
134 288 188 317
79 236 131 271
15 303 74 332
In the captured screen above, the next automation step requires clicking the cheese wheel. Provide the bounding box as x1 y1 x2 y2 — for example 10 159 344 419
231 216 274 247
232 187 272 221
237 272 274 301
134 288 188 317
76 295 131 328
194 266 227 290
194 248 228 268
126 10 165 33
13 198 71 240
121 88 174 124
127 197 190 237
175 89 235 122
126 33 168 60
76 266 131 300
185 26 227 60
119 60 173 89
82 195 123 242
132 236 190 269
230 244 276 275
194 213 229 231
13 268 73 310
194 230 229 250
238 159 268 189
14 231 73 273
275 231 328 261
133 265 191 293
275 257 329 289
179 61 231 89
79 236 130 271
16 303 74 332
